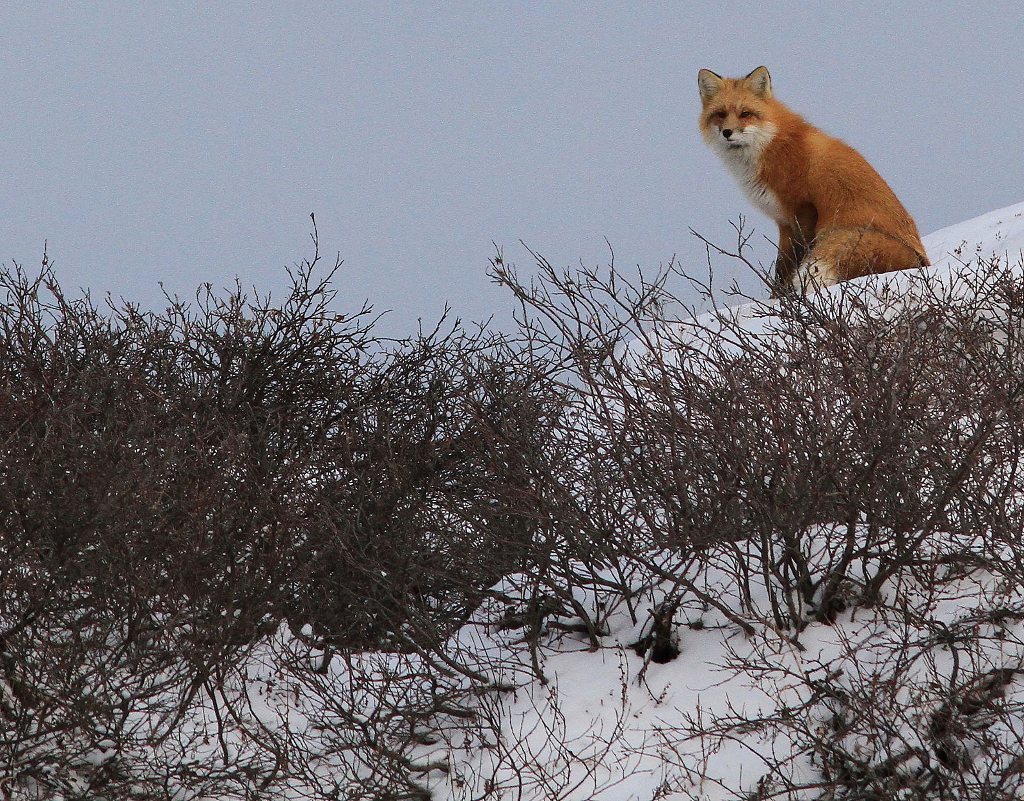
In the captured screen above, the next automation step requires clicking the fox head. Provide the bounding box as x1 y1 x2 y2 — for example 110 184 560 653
698 66 777 160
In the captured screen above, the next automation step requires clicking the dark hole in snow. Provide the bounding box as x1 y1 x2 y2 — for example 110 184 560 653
630 600 681 663
650 639 680 664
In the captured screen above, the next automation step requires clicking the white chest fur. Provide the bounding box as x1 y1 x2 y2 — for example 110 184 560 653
720 148 785 223
707 121 784 223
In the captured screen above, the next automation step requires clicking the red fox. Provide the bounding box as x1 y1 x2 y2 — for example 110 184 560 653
698 66 929 295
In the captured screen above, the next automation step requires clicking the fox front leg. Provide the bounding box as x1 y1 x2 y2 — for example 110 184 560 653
772 224 803 297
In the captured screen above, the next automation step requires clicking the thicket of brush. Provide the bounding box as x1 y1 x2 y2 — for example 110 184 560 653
1 231 1022 799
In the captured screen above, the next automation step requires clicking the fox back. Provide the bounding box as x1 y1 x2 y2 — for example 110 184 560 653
698 66 928 294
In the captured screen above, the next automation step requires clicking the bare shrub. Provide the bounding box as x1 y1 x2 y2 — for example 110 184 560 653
490 235 1024 799
0 237 571 797
4 216 1024 800
492 240 1024 625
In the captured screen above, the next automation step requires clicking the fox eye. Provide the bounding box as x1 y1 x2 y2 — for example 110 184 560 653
739 110 754 119
712 110 727 120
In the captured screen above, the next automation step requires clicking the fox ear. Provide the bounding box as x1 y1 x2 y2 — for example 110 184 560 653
698 69 724 102
744 66 772 99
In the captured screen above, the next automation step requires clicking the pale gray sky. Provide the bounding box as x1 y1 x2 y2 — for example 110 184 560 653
2 3 1021 332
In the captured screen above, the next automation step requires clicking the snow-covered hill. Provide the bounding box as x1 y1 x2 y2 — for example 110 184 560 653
415 203 1024 801
924 202 1024 269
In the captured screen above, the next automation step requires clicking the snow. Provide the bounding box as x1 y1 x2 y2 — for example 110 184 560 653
414 538 1024 799
924 202 1024 270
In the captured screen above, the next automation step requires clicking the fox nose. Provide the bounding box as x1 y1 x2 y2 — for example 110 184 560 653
722 129 734 139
